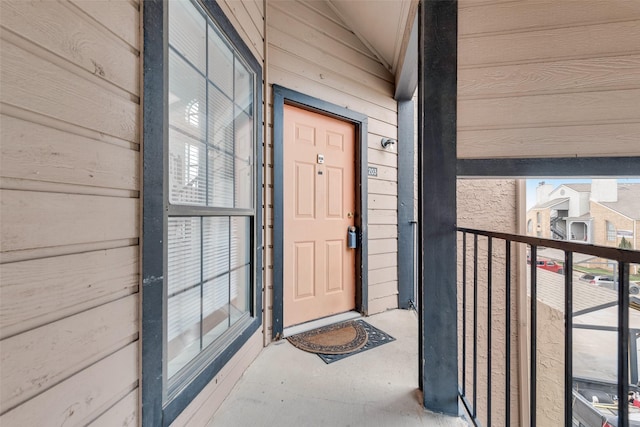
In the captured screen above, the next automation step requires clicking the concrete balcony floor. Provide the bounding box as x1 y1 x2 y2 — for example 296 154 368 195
210 309 468 427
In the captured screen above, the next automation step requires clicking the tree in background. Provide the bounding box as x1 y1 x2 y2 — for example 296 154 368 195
619 236 633 249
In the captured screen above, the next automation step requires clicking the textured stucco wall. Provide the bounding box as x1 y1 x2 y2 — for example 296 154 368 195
534 300 565 425
457 179 521 427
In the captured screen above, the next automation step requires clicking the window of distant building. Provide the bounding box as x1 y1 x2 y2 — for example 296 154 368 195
527 219 533 234
606 220 616 241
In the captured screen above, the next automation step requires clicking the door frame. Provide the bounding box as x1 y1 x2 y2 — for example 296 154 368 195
272 85 369 338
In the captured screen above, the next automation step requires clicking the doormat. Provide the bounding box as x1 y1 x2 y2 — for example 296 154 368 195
287 319 395 364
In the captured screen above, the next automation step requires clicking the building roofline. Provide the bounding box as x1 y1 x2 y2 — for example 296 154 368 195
592 200 635 221
528 197 570 212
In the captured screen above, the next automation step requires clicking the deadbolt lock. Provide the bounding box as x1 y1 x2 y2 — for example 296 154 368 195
347 212 354 218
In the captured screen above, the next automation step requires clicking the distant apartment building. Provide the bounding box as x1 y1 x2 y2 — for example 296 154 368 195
527 180 640 251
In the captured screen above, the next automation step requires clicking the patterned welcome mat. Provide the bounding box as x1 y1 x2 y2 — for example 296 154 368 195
287 319 395 364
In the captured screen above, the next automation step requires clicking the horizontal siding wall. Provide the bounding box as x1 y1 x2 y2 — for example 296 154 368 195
171 0 265 425
266 0 399 328
458 0 640 158
0 1 140 426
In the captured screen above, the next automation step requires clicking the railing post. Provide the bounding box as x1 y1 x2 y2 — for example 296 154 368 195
487 237 493 427
418 0 458 416
631 329 639 386
618 262 630 426
530 245 537 427
564 251 573 427
462 232 467 397
473 235 478 418
505 240 511 426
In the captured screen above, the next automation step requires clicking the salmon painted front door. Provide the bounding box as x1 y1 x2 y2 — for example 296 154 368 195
283 104 356 328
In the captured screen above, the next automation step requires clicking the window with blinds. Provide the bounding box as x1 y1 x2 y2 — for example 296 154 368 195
166 0 256 383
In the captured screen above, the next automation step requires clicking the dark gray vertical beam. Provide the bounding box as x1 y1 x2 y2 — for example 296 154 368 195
418 0 458 416
398 99 415 310
272 87 284 338
356 119 369 316
141 1 166 425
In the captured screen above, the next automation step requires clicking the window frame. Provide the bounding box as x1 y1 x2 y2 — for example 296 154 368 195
142 1 263 425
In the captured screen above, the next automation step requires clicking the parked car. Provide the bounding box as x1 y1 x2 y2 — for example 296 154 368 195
579 274 615 287
536 259 564 274
579 274 640 294
572 377 640 427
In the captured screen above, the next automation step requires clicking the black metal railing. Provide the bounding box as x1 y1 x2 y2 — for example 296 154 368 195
457 227 640 427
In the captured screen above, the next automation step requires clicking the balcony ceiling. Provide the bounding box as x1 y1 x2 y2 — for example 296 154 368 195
328 0 418 76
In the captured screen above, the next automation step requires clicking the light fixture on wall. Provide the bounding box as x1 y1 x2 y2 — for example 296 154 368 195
381 138 396 149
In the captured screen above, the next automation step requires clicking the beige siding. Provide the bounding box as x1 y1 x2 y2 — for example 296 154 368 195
266 0 398 331
1 296 138 413
90 390 137 427
1 343 138 426
1 1 139 95
1 115 139 191
217 0 264 62
0 247 138 339
0 0 140 424
1 190 138 252
458 0 640 158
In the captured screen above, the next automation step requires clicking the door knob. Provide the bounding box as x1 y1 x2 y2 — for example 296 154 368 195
347 212 354 218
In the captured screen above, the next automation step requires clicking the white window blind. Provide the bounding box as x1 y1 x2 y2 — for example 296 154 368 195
166 0 256 382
